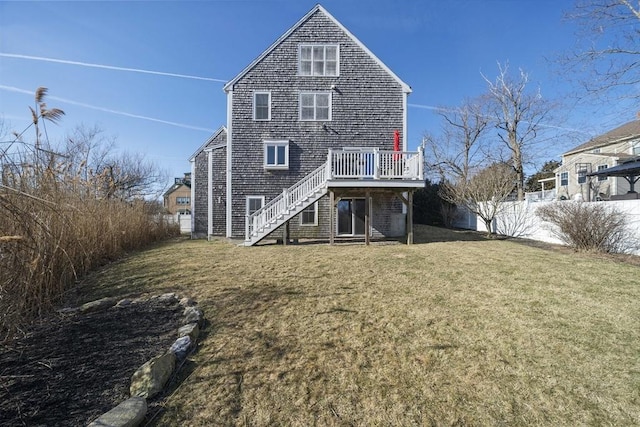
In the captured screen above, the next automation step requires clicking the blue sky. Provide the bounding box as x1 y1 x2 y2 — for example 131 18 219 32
0 0 634 186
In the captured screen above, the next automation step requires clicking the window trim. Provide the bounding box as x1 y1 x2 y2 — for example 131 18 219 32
560 171 568 186
263 140 289 170
253 91 271 121
176 196 190 205
246 196 265 217
597 164 608 181
298 44 339 77
299 92 332 121
577 167 588 185
300 201 318 226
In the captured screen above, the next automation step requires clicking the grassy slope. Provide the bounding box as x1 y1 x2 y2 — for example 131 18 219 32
80 226 640 426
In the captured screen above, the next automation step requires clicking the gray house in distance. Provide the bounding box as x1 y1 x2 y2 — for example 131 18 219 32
190 4 424 246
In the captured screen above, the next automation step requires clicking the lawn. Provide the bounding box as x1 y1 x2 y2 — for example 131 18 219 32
80 225 640 426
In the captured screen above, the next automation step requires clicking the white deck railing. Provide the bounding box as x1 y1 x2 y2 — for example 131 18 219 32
328 148 423 180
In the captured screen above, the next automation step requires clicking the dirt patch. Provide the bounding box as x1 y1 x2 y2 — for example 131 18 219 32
0 296 183 426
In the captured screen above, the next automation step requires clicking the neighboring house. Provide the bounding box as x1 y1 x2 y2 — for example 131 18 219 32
190 4 424 245
163 173 191 215
554 120 640 201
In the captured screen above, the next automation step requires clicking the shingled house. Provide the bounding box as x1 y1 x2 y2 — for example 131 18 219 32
190 4 423 245
554 120 640 201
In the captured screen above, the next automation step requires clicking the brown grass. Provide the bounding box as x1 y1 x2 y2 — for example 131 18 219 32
79 225 640 426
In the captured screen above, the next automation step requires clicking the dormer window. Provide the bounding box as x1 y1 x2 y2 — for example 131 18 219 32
299 44 339 76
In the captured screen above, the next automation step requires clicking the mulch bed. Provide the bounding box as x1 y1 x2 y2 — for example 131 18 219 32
0 297 184 426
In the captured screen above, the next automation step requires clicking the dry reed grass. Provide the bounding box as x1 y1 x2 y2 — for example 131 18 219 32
0 164 178 340
77 225 640 426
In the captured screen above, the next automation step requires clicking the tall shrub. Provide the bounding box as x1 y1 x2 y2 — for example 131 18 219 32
537 201 633 253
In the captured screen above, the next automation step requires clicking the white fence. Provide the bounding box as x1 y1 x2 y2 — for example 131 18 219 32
162 214 191 234
453 200 640 254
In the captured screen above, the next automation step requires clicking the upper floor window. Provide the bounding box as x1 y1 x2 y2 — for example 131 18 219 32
560 172 568 186
577 167 588 184
264 140 289 170
597 164 608 181
176 196 190 205
299 44 339 76
300 92 331 121
253 91 271 121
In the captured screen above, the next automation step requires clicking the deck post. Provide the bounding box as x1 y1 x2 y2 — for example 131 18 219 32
407 190 414 245
329 190 335 245
283 220 289 245
365 190 370 245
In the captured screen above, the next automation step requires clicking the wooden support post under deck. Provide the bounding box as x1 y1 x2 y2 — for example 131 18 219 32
283 220 289 245
365 190 371 246
329 190 335 245
407 191 414 245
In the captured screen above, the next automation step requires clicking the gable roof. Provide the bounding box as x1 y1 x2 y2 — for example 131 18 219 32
223 4 411 94
188 126 227 162
564 120 640 156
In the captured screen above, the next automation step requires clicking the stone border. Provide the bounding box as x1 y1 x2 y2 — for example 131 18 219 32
71 293 205 427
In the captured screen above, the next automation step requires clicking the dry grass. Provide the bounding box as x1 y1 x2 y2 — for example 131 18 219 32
79 225 640 426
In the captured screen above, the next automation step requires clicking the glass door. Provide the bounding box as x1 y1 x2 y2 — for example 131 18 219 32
337 198 366 236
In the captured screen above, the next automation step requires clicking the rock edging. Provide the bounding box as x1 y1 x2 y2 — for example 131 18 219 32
85 293 205 427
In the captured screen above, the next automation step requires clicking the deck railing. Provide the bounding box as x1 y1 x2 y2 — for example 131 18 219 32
327 148 423 180
246 163 327 239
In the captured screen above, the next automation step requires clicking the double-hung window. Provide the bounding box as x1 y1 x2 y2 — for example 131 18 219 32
253 91 271 121
560 172 568 186
300 92 331 121
263 140 289 170
597 164 608 181
246 196 264 217
299 44 339 76
577 166 588 184
300 201 318 226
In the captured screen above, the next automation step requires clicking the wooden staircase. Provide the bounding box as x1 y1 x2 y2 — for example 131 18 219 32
244 163 328 246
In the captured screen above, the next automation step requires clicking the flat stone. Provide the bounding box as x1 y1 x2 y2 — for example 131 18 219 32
158 293 177 303
179 297 196 307
79 297 117 313
130 352 176 399
87 396 147 427
170 336 192 361
183 306 204 326
177 323 200 342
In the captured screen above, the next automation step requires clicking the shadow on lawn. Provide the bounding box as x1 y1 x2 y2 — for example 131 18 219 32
412 225 489 244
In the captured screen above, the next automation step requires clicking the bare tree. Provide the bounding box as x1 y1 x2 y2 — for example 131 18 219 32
440 162 516 236
561 0 640 100
483 63 554 201
424 96 490 183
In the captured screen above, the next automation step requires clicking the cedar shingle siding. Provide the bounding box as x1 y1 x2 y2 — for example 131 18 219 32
190 5 413 242
227 8 405 238
192 129 226 237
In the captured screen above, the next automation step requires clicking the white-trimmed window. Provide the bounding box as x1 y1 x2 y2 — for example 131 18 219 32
253 91 271 121
300 201 318 226
246 196 265 217
577 167 588 184
299 44 339 76
597 164 608 181
300 92 331 121
560 172 568 186
176 196 190 205
264 140 289 169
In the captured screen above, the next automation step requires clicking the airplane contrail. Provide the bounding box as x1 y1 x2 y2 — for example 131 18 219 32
0 85 215 132
0 53 228 83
